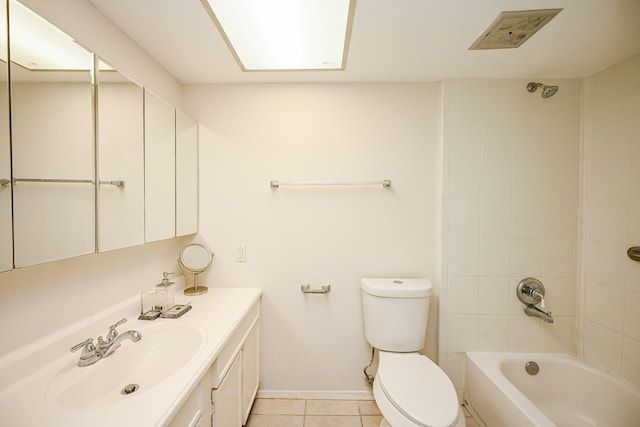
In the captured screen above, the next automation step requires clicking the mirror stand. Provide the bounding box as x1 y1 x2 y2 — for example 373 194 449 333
184 272 207 296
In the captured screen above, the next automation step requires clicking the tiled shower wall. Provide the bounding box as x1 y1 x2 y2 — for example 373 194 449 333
582 53 640 387
440 78 580 397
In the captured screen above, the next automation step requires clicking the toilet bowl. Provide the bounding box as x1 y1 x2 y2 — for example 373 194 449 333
360 278 465 427
373 351 465 427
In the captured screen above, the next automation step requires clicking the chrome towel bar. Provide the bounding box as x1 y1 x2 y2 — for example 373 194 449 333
628 247 640 262
12 178 125 188
271 180 390 189
301 284 331 294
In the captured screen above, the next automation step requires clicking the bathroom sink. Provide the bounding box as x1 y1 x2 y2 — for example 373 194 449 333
45 321 206 411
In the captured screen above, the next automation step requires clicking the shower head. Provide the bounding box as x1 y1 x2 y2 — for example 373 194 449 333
526 82 559 98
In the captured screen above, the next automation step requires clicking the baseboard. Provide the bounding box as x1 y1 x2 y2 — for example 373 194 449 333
256 389 374 400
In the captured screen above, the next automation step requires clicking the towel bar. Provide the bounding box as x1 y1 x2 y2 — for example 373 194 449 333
301 284 331 294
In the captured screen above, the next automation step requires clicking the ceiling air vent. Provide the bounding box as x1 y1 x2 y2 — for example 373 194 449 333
469 9 562 50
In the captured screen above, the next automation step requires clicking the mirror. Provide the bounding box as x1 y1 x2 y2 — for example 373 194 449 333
9 0 95 267
179 243 213 296
0 0 11 272
176 109 198 236
97 59 144 252
144 89 176 243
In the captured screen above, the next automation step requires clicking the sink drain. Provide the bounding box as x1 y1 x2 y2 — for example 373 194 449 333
121 383 140 395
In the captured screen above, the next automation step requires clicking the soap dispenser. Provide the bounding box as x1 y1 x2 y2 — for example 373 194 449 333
156 272 175 312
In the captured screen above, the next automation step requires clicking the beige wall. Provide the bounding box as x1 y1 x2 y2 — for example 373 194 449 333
582 53 640 386
441 78 581 397
186 82 442 397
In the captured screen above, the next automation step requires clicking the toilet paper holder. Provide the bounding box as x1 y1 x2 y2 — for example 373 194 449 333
301 284 331 294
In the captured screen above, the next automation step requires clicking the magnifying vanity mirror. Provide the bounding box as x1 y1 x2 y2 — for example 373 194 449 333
179 243 213 296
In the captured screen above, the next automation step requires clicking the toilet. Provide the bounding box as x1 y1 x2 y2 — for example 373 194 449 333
361 278 465 427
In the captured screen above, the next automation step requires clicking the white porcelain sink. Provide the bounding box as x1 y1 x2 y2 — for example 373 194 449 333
45 321 206 411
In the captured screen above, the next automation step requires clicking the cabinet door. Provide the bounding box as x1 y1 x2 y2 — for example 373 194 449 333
144 89 175 242
241 321 260 425
97 65 144 252
211 351 242 427
176 110 198 236
167 379 204 427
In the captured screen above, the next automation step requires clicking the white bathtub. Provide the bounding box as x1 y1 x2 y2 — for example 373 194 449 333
463 352 640 427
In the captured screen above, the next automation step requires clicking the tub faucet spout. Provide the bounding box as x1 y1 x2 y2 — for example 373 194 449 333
524 304 554 323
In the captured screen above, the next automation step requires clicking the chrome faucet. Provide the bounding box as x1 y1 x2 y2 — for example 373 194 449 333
524 304 554 323
516 278 554 324
70 318 142 367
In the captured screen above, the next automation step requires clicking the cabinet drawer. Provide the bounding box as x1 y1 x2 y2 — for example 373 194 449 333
210 302 259 388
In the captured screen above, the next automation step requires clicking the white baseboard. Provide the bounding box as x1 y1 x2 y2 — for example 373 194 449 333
256 389 374 400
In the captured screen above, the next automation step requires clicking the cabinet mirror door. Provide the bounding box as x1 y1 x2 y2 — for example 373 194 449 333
0 0 11 272
176 110 198 236
144 89 175 243
97 60 144 252
10 0 95 267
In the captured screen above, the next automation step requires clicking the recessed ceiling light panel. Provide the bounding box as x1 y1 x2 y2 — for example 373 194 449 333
201 0 354 71
469 9 562 50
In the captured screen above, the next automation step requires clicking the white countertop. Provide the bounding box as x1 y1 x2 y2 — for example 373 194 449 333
0 287 262 427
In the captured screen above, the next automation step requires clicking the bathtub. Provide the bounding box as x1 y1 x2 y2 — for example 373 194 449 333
463 352 640 427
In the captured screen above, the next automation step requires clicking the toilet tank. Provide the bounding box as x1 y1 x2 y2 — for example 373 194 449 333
360 278 431 352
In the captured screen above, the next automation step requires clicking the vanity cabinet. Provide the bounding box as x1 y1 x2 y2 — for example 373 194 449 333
167 301 260 427
209 304 260 427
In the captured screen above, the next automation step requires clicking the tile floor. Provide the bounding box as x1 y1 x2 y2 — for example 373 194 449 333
246 398 479 427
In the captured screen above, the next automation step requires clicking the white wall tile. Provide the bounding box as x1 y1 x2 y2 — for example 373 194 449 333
623 290 640 341
541 316 574 353
509 316 542 352
449 199 480 238
482 116 513 165
482 80 513 114
584 320 622 376
589 155 630 201
448 238 479 276
543 201 578 240
448 277 478 314
480 200 511 238
512 201 543 238
511 239 542 276
585 241 627 288
478 277 510 315
481 161 512 200
542 277 575 316
479 239 510 276
627 199 640 244
448 314 478 352
621 337 640 389
585 281 625 332
544 113 579 164
627 260 640 294
541 239 576 277
479 315 510 351
586 200 629 243
544 160 579 201
449 80 483 115
513 116 544 201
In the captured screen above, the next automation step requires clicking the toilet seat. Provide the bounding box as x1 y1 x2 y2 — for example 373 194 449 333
375 351 461 427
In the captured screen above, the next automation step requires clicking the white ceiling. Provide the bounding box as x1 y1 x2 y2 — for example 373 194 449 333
86 0 640 84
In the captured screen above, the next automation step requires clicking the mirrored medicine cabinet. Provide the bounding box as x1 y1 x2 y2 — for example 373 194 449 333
0 0 198 272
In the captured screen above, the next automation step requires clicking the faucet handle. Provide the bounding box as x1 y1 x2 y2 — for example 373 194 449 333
70 338 95 353
105 318 127 341
109 317 127 330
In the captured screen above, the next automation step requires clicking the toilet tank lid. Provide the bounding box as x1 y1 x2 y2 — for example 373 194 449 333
360 278 432 297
